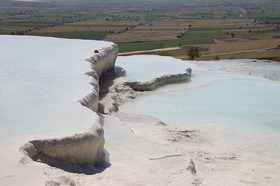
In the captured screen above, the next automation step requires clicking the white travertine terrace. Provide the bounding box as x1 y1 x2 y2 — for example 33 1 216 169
17 38 118 166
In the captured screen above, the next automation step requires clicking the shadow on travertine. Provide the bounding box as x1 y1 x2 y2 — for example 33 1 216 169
32 149 111 175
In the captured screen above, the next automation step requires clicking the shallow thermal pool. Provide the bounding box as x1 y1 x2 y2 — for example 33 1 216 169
117 56 280 158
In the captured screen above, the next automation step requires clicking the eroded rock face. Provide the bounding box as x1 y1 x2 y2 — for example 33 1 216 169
20 44 118 166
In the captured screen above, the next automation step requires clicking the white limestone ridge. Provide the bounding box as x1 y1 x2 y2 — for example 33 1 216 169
124 68 192 91
80 44 118 112
20 44 118 166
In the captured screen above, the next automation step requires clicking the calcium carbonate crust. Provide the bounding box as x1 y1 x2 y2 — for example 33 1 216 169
124 68 192 91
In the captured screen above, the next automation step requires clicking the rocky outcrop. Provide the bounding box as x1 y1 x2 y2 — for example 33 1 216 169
20 44 118 166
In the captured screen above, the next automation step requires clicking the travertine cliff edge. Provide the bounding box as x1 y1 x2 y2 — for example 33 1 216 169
80 44 118 112
20 115 105 166
20 44 118 166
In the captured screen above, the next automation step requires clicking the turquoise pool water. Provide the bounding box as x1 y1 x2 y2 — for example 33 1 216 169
117 56 280 157
121 79 280 132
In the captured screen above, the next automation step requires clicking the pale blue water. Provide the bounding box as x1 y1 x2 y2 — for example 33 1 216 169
121 79 280 132
117 56 280 156
116 55 195 82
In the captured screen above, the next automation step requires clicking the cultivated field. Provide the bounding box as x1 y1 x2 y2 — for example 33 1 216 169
0 0 279 60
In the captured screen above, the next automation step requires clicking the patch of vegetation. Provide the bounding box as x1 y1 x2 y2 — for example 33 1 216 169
118 39 213 53
117 42 163 53
213 56 220 60
157 51 171 56
187 47 201 60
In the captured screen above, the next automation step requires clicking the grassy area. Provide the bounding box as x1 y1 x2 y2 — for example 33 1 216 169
118 42 163 53
120 37 280 62
118 39 213 53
